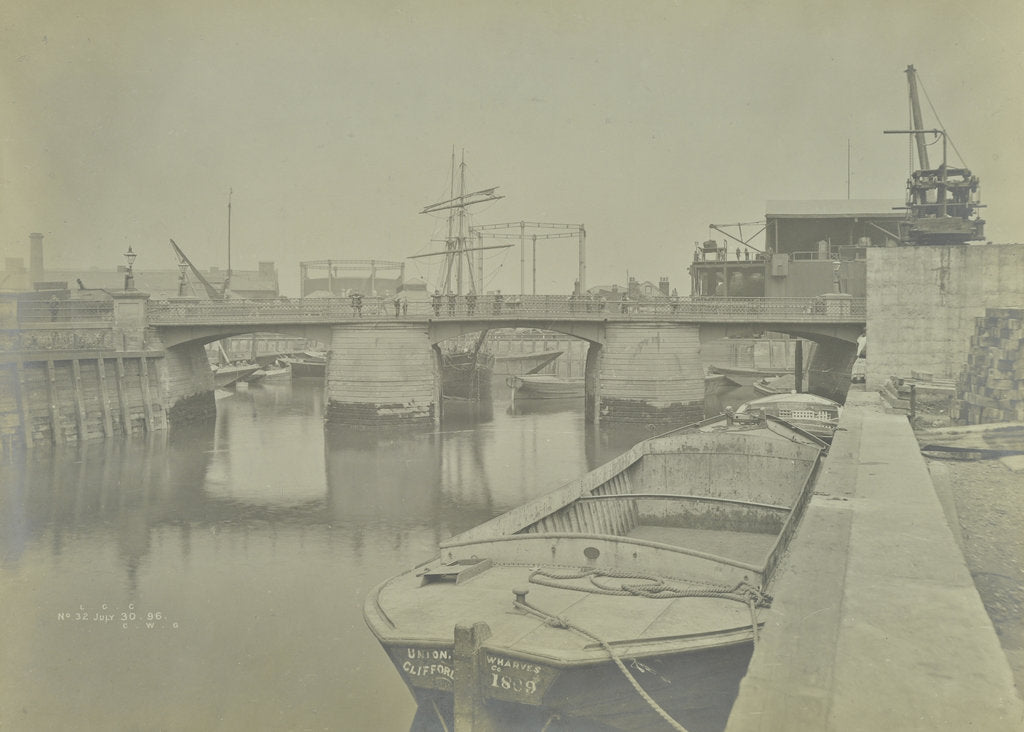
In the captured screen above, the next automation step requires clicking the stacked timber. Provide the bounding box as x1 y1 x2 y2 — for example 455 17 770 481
953 308 1024 424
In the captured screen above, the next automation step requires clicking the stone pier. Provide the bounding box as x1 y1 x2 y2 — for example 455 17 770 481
325 322 439 426
590 322 705 425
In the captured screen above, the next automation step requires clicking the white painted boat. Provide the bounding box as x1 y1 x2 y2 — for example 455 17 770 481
736 392 842 443
365 414 826 732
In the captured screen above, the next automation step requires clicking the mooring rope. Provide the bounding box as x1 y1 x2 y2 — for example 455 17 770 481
514 572 770 732
514 594 692 732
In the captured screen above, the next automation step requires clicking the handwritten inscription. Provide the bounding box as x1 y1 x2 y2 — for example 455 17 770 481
56 604 178 630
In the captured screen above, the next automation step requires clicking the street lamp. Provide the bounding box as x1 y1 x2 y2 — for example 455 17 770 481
177 260 189 296
123 245 137 290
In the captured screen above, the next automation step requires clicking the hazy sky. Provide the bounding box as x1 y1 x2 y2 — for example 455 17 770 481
3 1 1022 295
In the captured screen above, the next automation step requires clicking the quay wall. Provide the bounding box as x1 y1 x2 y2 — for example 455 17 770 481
0 355 168 450
594 323 705 424
866 243 1024 388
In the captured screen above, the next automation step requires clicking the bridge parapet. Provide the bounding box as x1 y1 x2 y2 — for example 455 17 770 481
146 294 865 326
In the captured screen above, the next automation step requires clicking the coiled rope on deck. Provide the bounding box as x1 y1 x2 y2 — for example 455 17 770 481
528 567 772 609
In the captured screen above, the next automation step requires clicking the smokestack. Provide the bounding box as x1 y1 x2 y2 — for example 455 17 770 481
659 276 670 296
29 233 44 285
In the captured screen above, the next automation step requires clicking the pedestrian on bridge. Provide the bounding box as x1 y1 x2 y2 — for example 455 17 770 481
466 292 477 316
431 290 442 316
393 296 401 317
351 292 363 317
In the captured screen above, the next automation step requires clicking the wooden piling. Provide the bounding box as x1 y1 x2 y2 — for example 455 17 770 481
794 340 804 394
13 361 33 449
45 360 62 445
115 357 130 435
139 356 154 432
96 358 113 437
71 358 86 442
453 622 497 732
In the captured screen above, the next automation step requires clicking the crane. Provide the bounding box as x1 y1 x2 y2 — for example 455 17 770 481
884 65 984 245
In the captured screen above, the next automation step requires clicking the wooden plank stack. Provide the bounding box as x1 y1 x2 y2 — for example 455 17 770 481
953 308 1024 424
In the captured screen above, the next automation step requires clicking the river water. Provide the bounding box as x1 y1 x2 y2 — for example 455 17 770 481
3 378 759 731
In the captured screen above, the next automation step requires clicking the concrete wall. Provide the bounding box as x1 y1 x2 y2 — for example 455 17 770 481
866 243 1024 388
594 323 705 424
324 323 439 426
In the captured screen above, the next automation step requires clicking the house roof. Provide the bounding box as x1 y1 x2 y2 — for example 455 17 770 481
766 199 904 219
44 267 279 298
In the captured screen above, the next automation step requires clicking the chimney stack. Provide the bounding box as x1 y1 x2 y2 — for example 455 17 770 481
659 276 670 296
29 233 44 285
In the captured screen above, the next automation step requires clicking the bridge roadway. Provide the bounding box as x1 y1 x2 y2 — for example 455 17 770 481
3 293 864 444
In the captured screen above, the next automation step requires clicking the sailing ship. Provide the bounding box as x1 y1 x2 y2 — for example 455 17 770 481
411 151 511 401
364 413 827 731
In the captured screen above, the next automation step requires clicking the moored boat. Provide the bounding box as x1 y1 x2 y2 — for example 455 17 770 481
706 365 791 388
364 414 826 731
751 373 798 396
735 392 842 442
212 362 260 388
284 352 326 378
506 373 584 400
493 349 565 378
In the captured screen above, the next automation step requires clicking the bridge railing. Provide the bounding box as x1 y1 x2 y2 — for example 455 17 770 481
146 294 865 324
16 298 116 324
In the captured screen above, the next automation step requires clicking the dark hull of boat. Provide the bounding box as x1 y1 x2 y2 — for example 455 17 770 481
288 359 325 378
442 351 494 400
390 640 752 732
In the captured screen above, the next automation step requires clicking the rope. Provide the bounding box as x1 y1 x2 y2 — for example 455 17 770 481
528 568 772 609
515 596 692 732
515 570 771 730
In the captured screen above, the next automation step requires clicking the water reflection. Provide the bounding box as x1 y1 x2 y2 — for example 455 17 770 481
0 377 716 731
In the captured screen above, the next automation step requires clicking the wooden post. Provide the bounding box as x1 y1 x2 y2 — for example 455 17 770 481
115 357 130 435
794 340 804 394
13 361 33 449
453 622 497 732
139 356 154 432
71 359 86 442
96 358 113 437
45 360 62 445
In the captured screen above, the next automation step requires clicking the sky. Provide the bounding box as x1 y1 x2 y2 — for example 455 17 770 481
2 0 1022 296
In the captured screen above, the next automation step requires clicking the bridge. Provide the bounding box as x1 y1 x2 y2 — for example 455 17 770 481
2 292 863 446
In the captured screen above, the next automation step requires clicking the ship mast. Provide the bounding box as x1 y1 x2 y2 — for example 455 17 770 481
417 151 506 295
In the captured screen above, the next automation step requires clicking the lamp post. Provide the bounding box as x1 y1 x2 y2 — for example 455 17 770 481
177 260 189 296
123 245 137 290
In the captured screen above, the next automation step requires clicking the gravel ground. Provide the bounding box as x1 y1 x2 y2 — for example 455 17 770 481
929 456 1024 695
